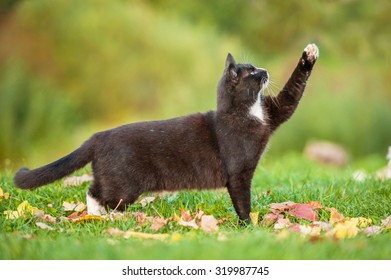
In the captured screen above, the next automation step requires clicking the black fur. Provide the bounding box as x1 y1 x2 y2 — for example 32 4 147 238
14 45 318 223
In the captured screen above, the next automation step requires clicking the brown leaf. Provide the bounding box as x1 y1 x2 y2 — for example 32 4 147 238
148 217 169 231
200 215 219 233
304 141 348 167
270 201 295 213
180 208 193 222
260 213 282 227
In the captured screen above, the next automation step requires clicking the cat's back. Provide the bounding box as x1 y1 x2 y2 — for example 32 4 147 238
93 111 219 153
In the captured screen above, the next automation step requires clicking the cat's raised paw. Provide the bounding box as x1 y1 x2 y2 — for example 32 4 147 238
304 43 319 63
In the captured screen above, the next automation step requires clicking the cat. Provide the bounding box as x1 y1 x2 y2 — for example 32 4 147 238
14 44 319 223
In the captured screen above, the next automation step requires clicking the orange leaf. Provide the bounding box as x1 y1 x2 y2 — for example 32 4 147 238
327 207 345 223
200 215 219 233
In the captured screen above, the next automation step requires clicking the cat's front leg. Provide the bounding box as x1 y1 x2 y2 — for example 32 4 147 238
264 43 319 131
227 175 252 224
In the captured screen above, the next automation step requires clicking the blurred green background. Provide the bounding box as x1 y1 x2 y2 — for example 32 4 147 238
0 0 390 169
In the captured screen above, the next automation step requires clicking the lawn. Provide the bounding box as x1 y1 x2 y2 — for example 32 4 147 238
0 153 390 260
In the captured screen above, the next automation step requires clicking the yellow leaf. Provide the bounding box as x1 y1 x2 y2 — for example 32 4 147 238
249 212 259 225
72 214 105 223
357 217 372 228
170 232 182 241
4 210 19 219
0 187 10 201
333 218 359 239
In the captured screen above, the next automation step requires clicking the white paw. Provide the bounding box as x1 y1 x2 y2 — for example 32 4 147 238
86 193 107 216
304 43 319 62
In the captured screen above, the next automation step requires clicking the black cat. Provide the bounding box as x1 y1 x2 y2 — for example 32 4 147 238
14 44 319 223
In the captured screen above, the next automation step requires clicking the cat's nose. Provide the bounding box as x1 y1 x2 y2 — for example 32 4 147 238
256 68 269 82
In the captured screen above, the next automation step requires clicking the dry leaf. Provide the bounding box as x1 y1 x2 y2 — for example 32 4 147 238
249 212 259 225
62 201 86 212
270 201 295 213
333 218 359 239
260 213 282 227
327 207 345 224
307 201 323 209
364 226 383 237
298 225 321 237
72 214 105 223
139 196 155 207
35 222 54 231
200 215 219 233
0 187 9 201
180 208 193 222
148 217 169 231
4 200 41 219
381 215 391 229
287 203 319 221
63 174 93 187
357 217 372 228
274 218 291 230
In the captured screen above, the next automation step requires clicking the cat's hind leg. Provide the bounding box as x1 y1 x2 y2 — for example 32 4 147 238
86 182 107 216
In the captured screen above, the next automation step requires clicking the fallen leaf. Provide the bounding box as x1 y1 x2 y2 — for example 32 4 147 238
4 200 41 219
148 217 169 231
298 225 321 237
287 203 318 221
180 208 193 222
35 222 54 231
63 174 93 187
357 217 372 228
175 214 199 229
364 226 383 237
249 212 259 225
274 218 291 230
72 214 105 223
307 201 323 209
260 213 282 227
333 218 359 239
62 201 86 212
270 201 295 213
0 187 10 200
67 211 79 219
313 221 333 231
327 207 345 224
139 196 155 207
200 215 219 233
381 215 391 229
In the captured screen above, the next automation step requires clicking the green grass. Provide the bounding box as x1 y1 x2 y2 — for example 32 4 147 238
0 153 390 260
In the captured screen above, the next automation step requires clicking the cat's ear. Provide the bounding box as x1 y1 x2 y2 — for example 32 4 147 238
225 53 238 80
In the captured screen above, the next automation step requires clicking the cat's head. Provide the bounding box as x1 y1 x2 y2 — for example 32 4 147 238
217 53 269 113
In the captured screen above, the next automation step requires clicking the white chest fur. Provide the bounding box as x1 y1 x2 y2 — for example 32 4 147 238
249 92 264 122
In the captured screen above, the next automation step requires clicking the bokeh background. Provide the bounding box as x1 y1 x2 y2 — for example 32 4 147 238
0 0 390 169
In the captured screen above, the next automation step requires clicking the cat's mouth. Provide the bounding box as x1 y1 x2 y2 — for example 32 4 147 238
260 72 269 92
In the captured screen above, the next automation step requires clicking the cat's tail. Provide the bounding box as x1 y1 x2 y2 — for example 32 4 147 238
14 139 95 190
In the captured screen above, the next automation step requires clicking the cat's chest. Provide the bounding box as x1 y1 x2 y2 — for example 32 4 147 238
248 92 265 122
